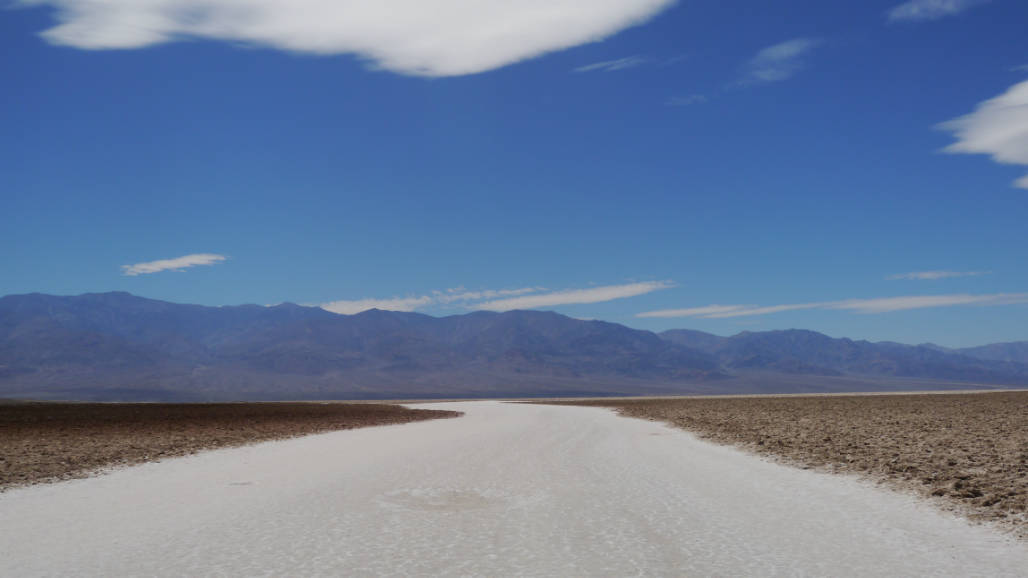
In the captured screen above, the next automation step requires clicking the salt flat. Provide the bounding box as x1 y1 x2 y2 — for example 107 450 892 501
1 401 1026 577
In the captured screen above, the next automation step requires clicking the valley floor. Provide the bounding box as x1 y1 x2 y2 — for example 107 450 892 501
1 401 1026 576
0 401 460 490
557 390 1028 537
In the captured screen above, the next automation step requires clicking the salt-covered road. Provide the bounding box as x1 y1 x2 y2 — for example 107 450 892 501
2 401 1027 576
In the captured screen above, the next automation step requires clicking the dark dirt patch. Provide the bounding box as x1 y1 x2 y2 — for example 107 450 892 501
0 401 460 490
552 391 1028 537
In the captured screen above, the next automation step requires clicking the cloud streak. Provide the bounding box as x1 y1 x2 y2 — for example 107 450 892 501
741 38 819 84
887 270 989 280
320 287 541 314
832 293 1028 314
432 287 542 304
320 295 435 315
938 79 1028 189
637 292 1028 318
475 281 675 311
887 0 989 22
320 281 672 315
23 0 676 77
574 55 647 73
121 253 227 276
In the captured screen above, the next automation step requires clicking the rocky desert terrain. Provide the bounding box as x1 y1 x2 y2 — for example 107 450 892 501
558 391 1028 537
0 401 460 490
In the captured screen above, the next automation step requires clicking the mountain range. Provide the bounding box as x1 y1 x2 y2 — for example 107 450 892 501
1 292 1026 401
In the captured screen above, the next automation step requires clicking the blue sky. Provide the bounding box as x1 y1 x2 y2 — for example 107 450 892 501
3 0 1027 347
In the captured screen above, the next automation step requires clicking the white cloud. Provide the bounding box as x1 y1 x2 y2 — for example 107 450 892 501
320 295 434 315
433 287 543 304
938 79 1028 189
706 303 824 318
475 281 675 311
831 293 1028 313
887 270 989 280
887 0 989 22
637 304 750 318
573 55 647 72
121 253 226 276
318 282 666 315
639 302 821 319
666 94 707 106
741 38 819 84
23 0 676 77
637 292 1028 318
319 287 540 315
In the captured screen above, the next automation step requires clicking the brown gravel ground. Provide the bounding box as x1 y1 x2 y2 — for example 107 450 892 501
552 391 1028 538
0 401 460 490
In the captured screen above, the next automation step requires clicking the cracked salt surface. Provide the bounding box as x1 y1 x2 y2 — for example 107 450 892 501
1 401 1027 576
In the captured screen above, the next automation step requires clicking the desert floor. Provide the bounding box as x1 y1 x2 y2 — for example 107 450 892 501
555 390 1028 537
1 400 1027 576
0 401 460 490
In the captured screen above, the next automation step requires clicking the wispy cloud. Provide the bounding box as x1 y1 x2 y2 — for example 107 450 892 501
21 0 675 78
639 302 821 319
741 38 820 84
887 0 989 23
637 304 752 318
319 287 541 315
637 292 1028 318
1012 64 1028 73
666 94 707 106
319 281 671 315
574 55 647 73
475 281 675 311
938 79 1028 189
320 295 435 315
887 270 990 280
121 253 227 276
833 293 1028 313
432 287 543 304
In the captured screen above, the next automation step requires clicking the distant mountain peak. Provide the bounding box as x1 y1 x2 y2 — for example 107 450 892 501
1 292 1025 401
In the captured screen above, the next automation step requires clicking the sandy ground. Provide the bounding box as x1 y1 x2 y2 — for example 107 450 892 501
1 401 1027 576
0 401 460 490
555 391 1028 537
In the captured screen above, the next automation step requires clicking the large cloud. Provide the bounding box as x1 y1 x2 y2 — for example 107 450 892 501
23 0 676 77
939 79 1028 189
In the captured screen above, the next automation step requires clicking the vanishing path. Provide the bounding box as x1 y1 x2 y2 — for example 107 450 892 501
1 401 1026 576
